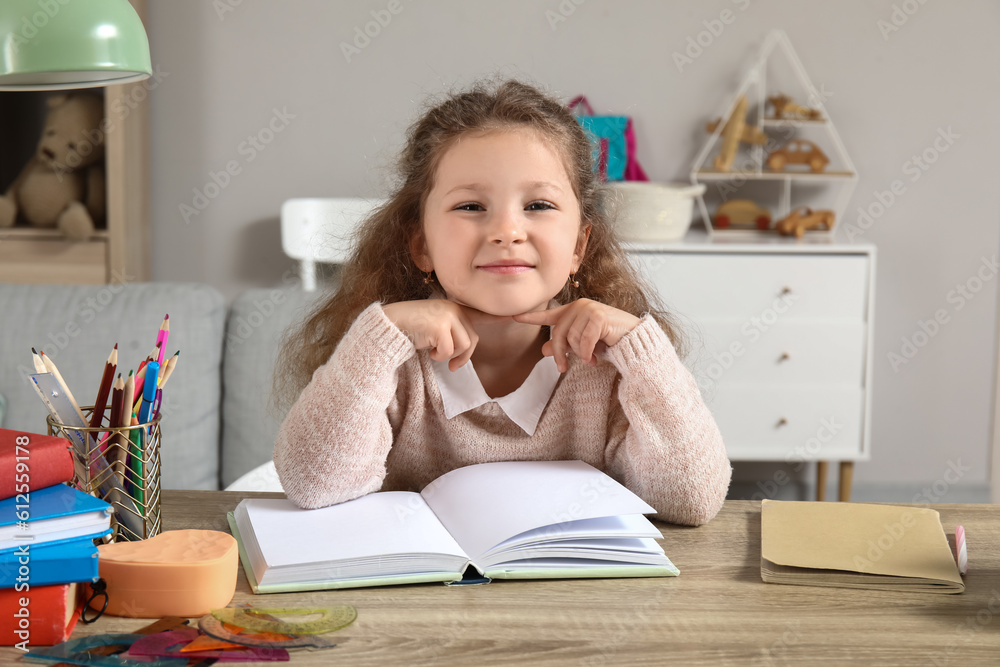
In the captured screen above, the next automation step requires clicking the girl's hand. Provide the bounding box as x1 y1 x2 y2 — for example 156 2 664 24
513 299 641 372
383 300 507 371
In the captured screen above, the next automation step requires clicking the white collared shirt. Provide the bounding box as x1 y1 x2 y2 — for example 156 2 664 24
430 355 560 436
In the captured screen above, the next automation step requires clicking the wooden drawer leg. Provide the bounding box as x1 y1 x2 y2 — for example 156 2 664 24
839 461 854 502
816 461 828 501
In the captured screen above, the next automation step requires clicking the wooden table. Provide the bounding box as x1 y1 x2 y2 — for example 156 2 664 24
6 493 1000 665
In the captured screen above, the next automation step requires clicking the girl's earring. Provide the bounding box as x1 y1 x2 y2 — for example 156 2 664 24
569 272 580 289
423 271 435 285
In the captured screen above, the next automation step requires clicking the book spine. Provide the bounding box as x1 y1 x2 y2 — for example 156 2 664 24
0 431 75 502
0 583 78 646
0 546 99 589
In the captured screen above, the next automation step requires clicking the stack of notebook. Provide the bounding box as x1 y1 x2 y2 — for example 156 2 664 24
0 429 114 646
760 499 965 594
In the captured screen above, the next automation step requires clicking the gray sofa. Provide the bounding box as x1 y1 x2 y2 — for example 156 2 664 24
0 282 325 490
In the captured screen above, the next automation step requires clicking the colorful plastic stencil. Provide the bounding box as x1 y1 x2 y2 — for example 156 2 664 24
198 614 338 649
125 627 289 661
178 632 245 652
22 633 187 667
210 605 357 635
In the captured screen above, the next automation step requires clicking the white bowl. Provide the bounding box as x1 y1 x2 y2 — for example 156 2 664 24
608 182 706 242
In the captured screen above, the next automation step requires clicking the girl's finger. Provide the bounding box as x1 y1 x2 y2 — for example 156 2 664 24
448 318 478 371
578 317 603 364
431 312 464 362
565 313 592 361
549 317 572 373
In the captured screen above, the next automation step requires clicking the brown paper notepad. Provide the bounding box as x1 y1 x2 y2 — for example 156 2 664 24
760 499 964 594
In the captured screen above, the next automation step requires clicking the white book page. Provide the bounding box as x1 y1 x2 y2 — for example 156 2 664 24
420 460 656 562
240 492 469 569
487 514 662 554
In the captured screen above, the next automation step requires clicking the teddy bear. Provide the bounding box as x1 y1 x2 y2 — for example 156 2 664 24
0 92 106 240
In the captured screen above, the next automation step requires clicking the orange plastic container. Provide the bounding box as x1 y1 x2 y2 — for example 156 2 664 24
91 529 238 618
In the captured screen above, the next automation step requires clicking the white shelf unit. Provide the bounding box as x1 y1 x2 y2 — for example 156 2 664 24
628 230 876 501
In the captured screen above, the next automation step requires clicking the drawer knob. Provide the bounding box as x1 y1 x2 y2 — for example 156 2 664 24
778 352 791 363
779 286 793 297
776 418 788 428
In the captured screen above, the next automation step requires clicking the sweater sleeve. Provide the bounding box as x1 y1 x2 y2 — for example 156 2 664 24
602 315 732 526
273 302 415 509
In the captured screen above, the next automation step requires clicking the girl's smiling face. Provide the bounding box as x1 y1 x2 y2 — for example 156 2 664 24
413 127 590 317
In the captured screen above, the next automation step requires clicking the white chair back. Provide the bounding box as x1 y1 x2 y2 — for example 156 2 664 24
280 198 384 291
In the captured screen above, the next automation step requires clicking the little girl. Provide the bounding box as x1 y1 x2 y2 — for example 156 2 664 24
273 79 731 526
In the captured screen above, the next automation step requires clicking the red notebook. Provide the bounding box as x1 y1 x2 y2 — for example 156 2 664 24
0 583 82 646
0 429 75 501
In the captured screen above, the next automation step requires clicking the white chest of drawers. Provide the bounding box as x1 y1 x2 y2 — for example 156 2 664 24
627 232 876 500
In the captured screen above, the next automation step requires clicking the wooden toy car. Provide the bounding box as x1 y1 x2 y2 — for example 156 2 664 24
767 94 822 121
767 139 829 173
715 199 771 230
774 207 835 237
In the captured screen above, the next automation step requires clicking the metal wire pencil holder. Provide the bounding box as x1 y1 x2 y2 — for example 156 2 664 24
47 406 162 542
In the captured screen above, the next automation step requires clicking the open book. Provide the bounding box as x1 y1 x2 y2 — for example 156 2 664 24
760 499 964 594
228 460 677 593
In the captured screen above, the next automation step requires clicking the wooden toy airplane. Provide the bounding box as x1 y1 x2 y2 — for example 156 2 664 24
705 95 767 171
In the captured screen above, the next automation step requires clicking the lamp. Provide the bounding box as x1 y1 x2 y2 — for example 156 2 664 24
0 0 151 91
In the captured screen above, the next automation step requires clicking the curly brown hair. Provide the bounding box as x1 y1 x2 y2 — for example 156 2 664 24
274 78 684 412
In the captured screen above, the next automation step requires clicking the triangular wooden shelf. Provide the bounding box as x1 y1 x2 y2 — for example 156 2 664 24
690 30 858 236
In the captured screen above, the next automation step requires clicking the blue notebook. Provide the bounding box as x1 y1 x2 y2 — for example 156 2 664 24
0 536 100 588
0 484 112 553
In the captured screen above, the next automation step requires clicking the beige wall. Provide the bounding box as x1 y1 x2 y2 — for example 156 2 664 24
144 0 1000 497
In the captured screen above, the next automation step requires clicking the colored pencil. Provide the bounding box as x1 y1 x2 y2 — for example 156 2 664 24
107 374 125 476
152 388 163 420
125 414 142 500
134 361 159 508
156 315 170 365
132 345 160 412
157 351 180 389
89 344 118 431
118 371 136 481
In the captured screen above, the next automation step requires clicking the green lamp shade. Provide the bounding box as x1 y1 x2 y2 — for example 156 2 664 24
0 0 152 90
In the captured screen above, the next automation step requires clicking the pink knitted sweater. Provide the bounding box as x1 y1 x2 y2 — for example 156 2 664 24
274 302 732 526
